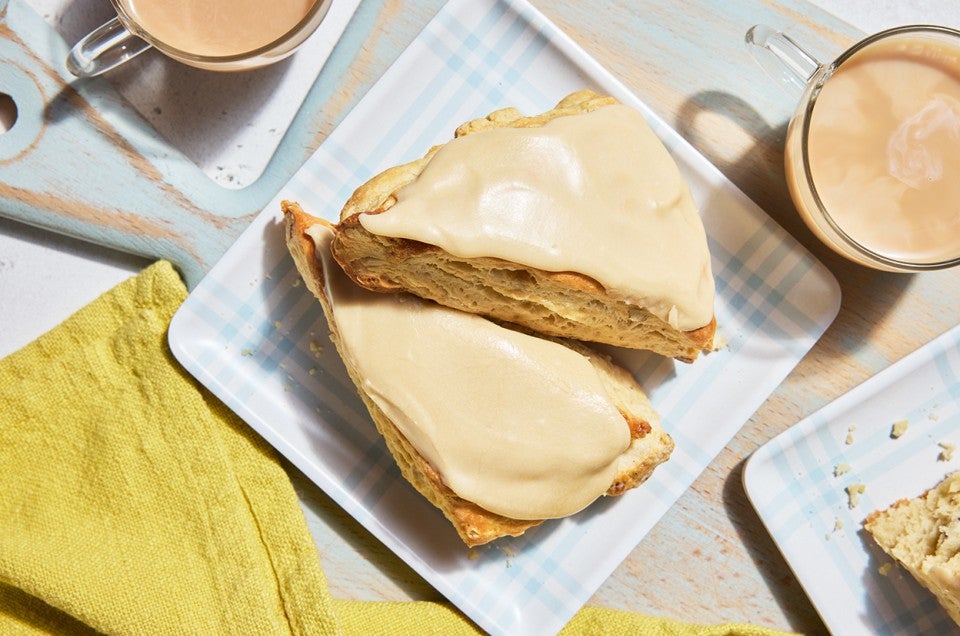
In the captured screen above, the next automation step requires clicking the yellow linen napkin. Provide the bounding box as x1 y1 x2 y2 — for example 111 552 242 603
0 261 795 636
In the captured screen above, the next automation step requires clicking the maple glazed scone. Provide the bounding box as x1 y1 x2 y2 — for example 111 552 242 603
865 473 960 625
283 201 674 547
331 89 716 361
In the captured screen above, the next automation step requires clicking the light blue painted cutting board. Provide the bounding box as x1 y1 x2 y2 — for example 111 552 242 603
0 0 859 289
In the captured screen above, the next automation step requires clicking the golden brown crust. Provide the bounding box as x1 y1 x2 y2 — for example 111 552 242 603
282 200 673 547
330 89 716 361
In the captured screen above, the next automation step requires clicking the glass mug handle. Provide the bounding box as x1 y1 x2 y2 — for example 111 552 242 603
66 17 152 78
745 24 823 95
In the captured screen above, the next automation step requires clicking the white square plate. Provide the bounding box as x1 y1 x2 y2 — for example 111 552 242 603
745 325 960 635
169 0 841 633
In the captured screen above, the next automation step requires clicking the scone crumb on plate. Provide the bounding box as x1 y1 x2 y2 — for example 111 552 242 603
834 517 844 532
890 419 909 439
834 462 852 477
309 340 324 356
939 442 956 462
878 562 893 576
845 424 857 445
846 483 866 508
709 331 728 352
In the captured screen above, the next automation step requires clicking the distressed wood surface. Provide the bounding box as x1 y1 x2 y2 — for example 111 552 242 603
5 0 960 632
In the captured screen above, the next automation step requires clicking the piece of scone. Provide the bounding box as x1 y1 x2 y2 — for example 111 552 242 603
864 472 960 624
331 89 716 361
283 201 674 547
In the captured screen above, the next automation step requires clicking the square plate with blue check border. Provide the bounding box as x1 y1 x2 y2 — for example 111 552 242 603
170 0 841 633
745 325 960 635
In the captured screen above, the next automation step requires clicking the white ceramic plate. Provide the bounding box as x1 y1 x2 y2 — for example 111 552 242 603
169 0 841 633
745 325 960 635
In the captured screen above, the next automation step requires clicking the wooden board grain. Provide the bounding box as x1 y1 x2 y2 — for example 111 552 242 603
0 0 374 288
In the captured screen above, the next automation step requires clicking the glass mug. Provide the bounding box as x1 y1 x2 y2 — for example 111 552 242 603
67 0 333 77
746 24 960 272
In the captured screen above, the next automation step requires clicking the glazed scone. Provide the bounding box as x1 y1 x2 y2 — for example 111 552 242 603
331 89 716 361
283 201 674 547
864 472 960 625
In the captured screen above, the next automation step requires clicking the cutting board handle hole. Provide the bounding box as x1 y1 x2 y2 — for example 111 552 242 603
0 93 17 133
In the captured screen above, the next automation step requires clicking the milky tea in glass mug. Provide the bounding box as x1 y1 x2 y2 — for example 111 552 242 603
68 0 332 77
747 25 960 272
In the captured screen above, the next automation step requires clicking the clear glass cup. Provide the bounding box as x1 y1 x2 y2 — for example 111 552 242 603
746 24 960 272
67 0 332 78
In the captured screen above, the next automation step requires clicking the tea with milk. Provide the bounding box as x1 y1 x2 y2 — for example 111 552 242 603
118 0 316 57
787 34 960 265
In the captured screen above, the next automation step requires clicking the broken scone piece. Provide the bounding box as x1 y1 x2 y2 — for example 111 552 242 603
865 472 960 625
283 201 674 547
331 90 716 361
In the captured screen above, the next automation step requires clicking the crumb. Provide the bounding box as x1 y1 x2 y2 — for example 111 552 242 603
930 412 941 421
309 340 323 356
879 562 893 576
890 419 909 438
240 348 253 357
274 321 282 329
309 367 317 376
292 278 301 287
467 550 481 560
834 462 851 477
845 424 857 445
710 331 728 352
939 442 956 461
846 483 866 509
834 517 844 532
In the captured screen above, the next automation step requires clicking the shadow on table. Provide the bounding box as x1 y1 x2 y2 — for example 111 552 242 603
676 89 911 634
722 458 829 634
675 89 913 359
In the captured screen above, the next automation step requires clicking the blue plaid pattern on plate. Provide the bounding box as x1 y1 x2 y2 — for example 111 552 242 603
170 0 840 633
745 325 960 635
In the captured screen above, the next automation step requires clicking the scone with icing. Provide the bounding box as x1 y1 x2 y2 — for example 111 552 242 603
331 90 716 361
865 472 960 625
283 201 674 547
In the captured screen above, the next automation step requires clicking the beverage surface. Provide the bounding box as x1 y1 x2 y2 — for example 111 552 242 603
121 0 316 57
804 34 960 263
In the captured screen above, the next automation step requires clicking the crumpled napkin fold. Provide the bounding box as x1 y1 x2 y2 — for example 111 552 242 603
0 261 795 636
